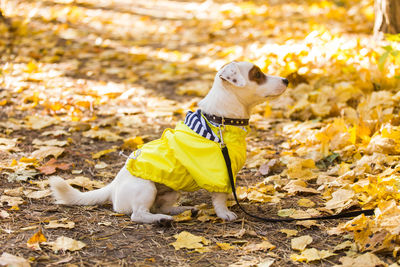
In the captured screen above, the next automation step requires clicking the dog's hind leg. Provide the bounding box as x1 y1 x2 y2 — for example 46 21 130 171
112 170 173 224
156 191 197 216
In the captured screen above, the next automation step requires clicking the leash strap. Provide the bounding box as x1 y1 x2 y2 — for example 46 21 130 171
221 145 374 222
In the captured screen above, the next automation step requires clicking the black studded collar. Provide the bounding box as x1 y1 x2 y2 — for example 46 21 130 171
202 112 249 126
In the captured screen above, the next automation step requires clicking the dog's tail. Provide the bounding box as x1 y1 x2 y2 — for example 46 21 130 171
49 176 112 205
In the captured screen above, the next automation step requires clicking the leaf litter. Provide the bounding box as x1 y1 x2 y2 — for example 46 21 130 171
0 0 399 265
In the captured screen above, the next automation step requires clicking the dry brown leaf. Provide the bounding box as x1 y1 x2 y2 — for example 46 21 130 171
0 253 30 267
0 195 24 207
24 189 51 199
66 176 105 190
291 235 313 251
82 129 122 142
32 139 68 147
334 252 386 267
283 180 319 195
26 115 59 130
325 189 355 211
45 236 86 252
3 187 24 197
31 146 64 160
243 240 275 252
45 219 75 229
37 158 71 175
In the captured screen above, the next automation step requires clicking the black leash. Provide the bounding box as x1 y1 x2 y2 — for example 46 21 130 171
221 145 375 222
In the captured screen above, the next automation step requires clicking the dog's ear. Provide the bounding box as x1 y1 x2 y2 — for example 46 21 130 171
219 62 246 87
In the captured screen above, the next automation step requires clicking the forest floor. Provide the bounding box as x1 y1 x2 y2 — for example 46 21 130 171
1 0 399 266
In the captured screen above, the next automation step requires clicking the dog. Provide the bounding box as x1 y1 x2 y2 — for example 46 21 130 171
50 61 288 224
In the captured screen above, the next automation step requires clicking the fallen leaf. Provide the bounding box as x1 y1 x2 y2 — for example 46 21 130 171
173 209 193 222
334 252 386 267
92 148 117 159
65 176 105 190
291 235 313 251
122 136 144 150
3 187 24 197
278 208 296 217
297 198 316 207
243 240 276 252
0 137 19 152
45 218 75 229
94 161 108 169
280 229 298 237
0 253 30 267
31 146 64 160
170 231 210 250
290 248 335 263
26 115 59 130
37 158 71 175
325 189 355 211
27 228 47 250
0 210 10 218
257 258 275 267
0 195 24 206
32 139 68 147
83 129 122 142
24 189 51 199
6 169 39 182
216 242 235 250
283 180 319 195
41 130 70 136
45 236 86 252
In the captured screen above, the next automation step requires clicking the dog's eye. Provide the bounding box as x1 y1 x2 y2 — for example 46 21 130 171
255 71 262 79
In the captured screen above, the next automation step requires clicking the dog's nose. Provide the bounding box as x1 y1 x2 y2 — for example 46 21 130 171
282 78 289 86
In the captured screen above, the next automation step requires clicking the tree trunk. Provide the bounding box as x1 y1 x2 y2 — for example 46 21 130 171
374 0 400 35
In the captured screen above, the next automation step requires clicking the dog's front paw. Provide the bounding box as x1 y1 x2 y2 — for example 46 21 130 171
216 210 237 221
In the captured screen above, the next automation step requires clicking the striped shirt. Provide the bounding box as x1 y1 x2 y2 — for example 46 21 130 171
184 110 220 143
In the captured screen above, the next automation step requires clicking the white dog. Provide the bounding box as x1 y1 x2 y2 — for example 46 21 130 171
50 61 288 224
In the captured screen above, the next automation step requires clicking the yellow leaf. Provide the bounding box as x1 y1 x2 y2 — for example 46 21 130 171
280 229 298 237
170 231 210 250
19 157 37 163
264 103 272 117
291 235 313 251
297 198 315 208
290 248 335 263
122 136 144 150
25 61 39 73
27 229 47 244
173 210 193 222
325 189 355 211
27 228 47 250
216 242 235 250
92 148 117 159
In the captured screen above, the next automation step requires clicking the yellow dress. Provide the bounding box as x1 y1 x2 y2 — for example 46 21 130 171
126 121 248 193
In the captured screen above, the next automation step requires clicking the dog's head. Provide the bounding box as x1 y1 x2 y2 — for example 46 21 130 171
217 61 288 106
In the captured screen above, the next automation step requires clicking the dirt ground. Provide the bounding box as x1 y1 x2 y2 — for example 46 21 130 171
0 0 396 266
